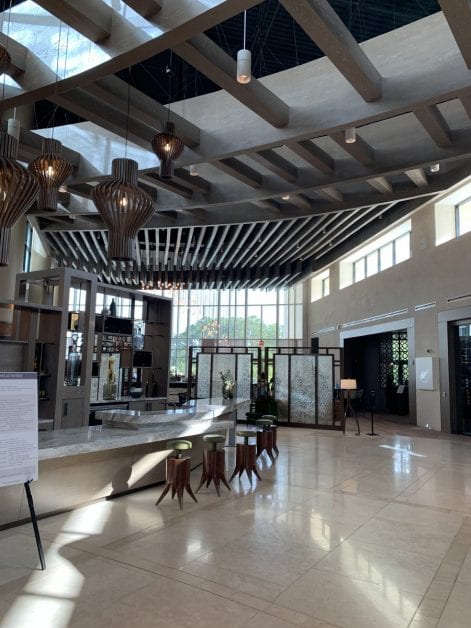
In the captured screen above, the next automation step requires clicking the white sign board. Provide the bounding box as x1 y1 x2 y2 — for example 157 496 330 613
416 357 439 391
0 372 38 488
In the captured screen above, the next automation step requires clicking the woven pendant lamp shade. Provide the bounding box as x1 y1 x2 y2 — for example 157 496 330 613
92 158 154 261
0 130 39 266
28 138 73 211
0 44 11 71
151 121 184 179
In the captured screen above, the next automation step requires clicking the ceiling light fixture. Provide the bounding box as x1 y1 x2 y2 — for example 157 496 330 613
189 164 198 176
236 11 251 84
281 193 290 200
151 60 185 179
430 163 440 173
0 120 39 266
345 127 356 144
29 138 72 211
92 158 154 261
28 21 72 211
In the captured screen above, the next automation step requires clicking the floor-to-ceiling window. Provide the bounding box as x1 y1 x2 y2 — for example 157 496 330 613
148 285 303 376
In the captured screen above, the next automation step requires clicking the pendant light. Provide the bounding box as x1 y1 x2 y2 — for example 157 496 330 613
151 59 184 179
345 127 356 144
0 120 39 266
92 158 154 261
236 11 251 84
28 138 72 211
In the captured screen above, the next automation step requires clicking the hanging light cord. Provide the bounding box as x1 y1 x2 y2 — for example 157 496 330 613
1 0 13 121
243 10 247 49
124 67 131 159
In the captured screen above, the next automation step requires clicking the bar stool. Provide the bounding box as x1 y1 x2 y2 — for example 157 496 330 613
261 414 279 455
155 439 197 510
195 434 231 496
229 430 261 483
256 418 275 462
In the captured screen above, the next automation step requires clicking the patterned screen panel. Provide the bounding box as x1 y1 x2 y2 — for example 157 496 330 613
317 355 334 424
236 354 252 399
212 354 236 399
196 353 212 398
274 354 289 420
290 355 316 424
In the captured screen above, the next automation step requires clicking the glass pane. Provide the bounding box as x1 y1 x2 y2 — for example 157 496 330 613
366 251 378 277
395 233 410 263
261 305 277 339
246 306 261 341
354 258 365 282
458 200 471 236
290 355 316 424
380 242 393 270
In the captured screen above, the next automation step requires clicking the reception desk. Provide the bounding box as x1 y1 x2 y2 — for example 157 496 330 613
0 398 246 529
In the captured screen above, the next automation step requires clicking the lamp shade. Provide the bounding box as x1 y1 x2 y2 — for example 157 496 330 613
237 48 251 84
28 138 73 211
0 129 39 266
151 121 184 179
0 44 11 71
91 158 154 261
340 378 357 390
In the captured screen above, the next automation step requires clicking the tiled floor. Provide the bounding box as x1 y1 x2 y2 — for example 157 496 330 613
2 417 471 627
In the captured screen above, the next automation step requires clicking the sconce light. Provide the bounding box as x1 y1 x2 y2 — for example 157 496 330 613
236 11 251 84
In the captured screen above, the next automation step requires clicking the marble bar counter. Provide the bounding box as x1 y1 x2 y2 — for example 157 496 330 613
1 398 247 528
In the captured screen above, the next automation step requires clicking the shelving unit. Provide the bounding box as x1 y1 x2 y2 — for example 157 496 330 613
0 268 171 429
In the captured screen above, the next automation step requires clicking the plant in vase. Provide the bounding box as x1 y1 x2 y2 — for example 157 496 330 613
220 370 235 399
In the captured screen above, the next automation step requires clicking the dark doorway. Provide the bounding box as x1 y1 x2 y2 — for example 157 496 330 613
453 323 471 436
344 329 409 416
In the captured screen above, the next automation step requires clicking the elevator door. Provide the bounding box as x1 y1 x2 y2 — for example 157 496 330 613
455 323 471 436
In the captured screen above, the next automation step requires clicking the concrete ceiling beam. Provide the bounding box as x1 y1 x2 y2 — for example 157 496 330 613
34 0 112 43
368 176 393 194
213 158 263 188
415 105 452 147
285 140 335 175
250 149 298 182
330 130 375 166
438 0 471 68
405 168 429 187
122 0 162 19
280 0 382 102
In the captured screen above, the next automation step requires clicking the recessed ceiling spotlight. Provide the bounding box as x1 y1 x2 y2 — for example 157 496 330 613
430 163 440 173
345 127 356 144
281 193 290 200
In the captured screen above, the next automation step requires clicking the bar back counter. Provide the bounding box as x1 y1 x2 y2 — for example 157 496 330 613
0 398 244 529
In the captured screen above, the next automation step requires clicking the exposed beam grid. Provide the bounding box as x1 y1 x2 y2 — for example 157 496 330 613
69 232 90 263
280 0 382 102
330 131 375 165
245 221 288 266
236 222 273 266
223 222 258 267
164 229 172 266
368 177 393 194
316 186 343 202
216 224 244 268
34 0 112 42
286 140 335 175
48 232 69 259
415 105 452 147
181 226 195 267
122 0 162 18
276 216 326 265
198 226 219 268
173 34 289 128
213 158 263 188
90 231 108 265
438 0 471 68
260 217 313 266
297 208 364 261
250 149 298 182
143 229 150 268
190 226 206 267
405 168 429 187
206 224 231 267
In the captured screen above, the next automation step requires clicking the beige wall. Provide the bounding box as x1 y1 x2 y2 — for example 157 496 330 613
304 192 471 431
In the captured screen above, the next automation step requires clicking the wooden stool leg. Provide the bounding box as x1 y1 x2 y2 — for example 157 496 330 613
247 444 262 481
195 449 210 493
272 426 279 455
230 444 245 481
156 457 196 510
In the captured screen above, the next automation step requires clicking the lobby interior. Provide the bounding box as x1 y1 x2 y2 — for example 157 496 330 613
0 1 471 627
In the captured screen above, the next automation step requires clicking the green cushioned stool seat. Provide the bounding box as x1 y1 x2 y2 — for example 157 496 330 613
236 429 256 439
203 434 226 446
261 414 277 423
167 439 192 452
196 434 231 496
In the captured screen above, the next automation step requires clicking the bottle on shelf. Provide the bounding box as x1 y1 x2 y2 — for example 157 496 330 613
66 333 81 386
109 298 117 317
133 324 144 350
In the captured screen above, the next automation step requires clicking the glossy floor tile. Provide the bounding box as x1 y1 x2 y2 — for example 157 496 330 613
1 418 471 627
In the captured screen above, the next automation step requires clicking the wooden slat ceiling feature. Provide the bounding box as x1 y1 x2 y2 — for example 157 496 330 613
2 0 468 288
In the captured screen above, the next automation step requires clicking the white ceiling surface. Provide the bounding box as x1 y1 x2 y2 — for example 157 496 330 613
0 0 470 287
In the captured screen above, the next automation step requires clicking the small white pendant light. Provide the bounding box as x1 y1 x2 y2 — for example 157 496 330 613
345 127 356 144
237 11 251 84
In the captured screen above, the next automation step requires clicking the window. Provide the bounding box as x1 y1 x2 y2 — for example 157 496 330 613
155 287 303 376
435 181 471 245
310 269 330 302
22 223 33 272
340 220 411 288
